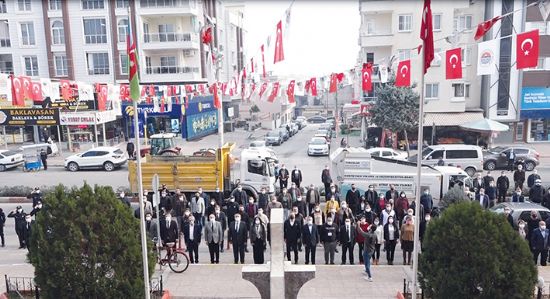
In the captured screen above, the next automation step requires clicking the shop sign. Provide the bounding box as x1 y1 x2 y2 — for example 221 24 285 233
60 110 116 125
186 110 218 140
0 108 60 126
521 87 550 110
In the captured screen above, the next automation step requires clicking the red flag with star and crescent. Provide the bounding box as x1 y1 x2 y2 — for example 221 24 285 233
420 0 434 74
11 76 25 106
258 82 268 100
268 82 280 103
329 74 337 93
395 60 411 87
474 16 502 41
287 80 295 104
310 77 317 96
31 82 43 102
516 29 539 70
362 64 373 92
445 48 462 79
274 21 284 64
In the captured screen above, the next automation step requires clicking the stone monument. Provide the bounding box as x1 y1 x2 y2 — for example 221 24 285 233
242 208 315 299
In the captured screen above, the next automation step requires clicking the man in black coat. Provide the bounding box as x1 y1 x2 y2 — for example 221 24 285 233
257 187 269 211
228 214 248 264
531 221 549 266
278 164 290 190
530 179 545 204
346 184 361 215
22 215 34 252
183 215 202 263
302 216 319 264
527 169 541 189
364 186 378 214
496 171 509 202
126 141 135 159
8 206 27 249
231 184 248 205
339 218 356 265
160 213 179 247
284 213 301 264
321 165 332 197
0 208 5 247
514 165 526 190
291 166 303 189
320 218 338 265
305 184 320 216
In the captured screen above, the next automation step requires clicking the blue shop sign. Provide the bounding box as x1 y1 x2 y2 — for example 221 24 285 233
521 87 550 119
121 103 182 118
186 110 218 140
183 96 216 116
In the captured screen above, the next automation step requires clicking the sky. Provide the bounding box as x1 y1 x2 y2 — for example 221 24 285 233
243 1 360 79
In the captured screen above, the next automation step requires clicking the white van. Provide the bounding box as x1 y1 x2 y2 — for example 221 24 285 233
409 144 483 177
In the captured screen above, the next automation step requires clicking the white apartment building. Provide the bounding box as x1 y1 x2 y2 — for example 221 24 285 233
0 0 245 86
359 0 486 127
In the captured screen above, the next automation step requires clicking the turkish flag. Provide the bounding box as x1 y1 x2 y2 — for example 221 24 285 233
160 97 165 113
96 84 108 111
336 73 345 83
420 0 434 74
148 84 155 96
201 26 212 44
274 20 284 64
329 74 337 93
120 84 130 101
141 86 147 97
445 48 463 79
516 29 539 70
362 64 372 92
287 80 295 104
31 82 43 102
258 82 268 100
304 80 311 93
221 82 228 95
213 83 221 109
247 83 256 101
261 44 266 78
198 84 206 95
310 77 317 96
268 82 280 103
474 16 502 41
185 85 193 93
21 76 33 100
11 76 25 106
60 80 72 100
395 60 411 87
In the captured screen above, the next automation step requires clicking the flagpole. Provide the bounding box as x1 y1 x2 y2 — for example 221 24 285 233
128 6 151 299
214 47 224 148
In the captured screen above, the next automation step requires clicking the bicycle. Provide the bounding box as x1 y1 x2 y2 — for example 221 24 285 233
153 238 190 273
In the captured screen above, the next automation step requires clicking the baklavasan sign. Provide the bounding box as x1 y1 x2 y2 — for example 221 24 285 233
0 108 60 126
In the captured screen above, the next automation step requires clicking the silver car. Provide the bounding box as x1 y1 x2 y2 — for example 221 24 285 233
490 202 550 229
483 146 540 171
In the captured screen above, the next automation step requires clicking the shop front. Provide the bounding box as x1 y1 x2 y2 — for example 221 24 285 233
0 108 60 144
59 110 117 150
520 87 550 143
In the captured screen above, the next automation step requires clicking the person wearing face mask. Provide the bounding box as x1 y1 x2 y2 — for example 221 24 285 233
394 192 409 226
475 188 489 209
211 187 224 208
496 171 510 203
360 204 375 225
190 192 206 225
311 205 325 230
228 214 248 264
182 209 192 226
119 191 131 208
30 187 43 207
22 214 34 252
531 221 549 266
383 216 399 265
266 195 283 219
504 207 514 228
197 187 209 202
245 197 258 227
288 182 302 202
231 184 248 205
355 216 370 264
385 185 399 203
256 208 269 230
419 214 431 249
302 216 319 264
320 216 338 265
278 164 290 190
326 184 341 204
324 195 340 215
205 198 217 218
183 215 202 264
356 196 367 217
420 188 433 214
512 187 525 202
8 206 27 249
485 181 497 208
0 208 5 247
171 193 186 228
527 169 541 189
529 179 545 204
305 184 320 216
527 211 540 248
364 186 379 215
226 196 240 225
204 214 223 264
250 217 267 264
291 166 303 189
213 206 227 252
346 184 361 215
159 190 172 212
145 213 156 241
517 219 527 241
472 173 485 195
293 195 307 217
160 212 179 249
339 219 356 265
400 216 415 265
381 203 396 226
258 187 269 211
337 201 355 225
514 164 526 191
321 165 332 197
279 188 292 220
372 218 383 265
284 213 301 264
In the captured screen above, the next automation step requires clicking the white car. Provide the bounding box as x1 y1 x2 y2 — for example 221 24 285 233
308 137 330 156
65 146 127 172
249 140 276 156
365 147 408 160
0 150 24 172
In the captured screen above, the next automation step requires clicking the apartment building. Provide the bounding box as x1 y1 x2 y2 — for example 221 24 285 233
0 0 245 86
358 0 486 129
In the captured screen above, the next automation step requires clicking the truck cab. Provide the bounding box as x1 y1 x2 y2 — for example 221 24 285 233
237 148 277 197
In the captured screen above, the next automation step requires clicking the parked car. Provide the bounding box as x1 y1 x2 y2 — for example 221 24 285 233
295 116 307 129
307 115 327 124
250 140 267 148
323 119 336 131
316 129 332 139
265 131 283 146
314 133 331 145
278 128 290 141
408 144 483 177
65 147 127 172
307 137 330 156
483 146 540 171
0 150 24 172
290 122 299 135
365 147 408 160
490 202 550 229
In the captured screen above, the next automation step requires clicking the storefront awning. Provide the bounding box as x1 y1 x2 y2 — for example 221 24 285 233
423 112 484 126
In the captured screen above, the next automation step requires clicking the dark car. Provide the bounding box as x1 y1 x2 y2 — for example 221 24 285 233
265 131 283 146
483 146 540 171
490 202 550 229
307 115 327 124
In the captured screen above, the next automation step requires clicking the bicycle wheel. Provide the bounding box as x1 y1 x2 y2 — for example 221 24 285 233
168 251 189 273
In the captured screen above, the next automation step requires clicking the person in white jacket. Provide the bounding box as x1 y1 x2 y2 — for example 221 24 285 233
381 202 395 226
190 192 206 225
372 217 384 265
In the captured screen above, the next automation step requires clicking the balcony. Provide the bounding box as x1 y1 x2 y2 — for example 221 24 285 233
138 0 198 16
360 31 394 47
141 65 201 83
0 37 10 47
141 32 199 50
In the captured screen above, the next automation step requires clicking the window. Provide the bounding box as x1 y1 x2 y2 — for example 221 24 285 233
51 20 65 45
461 46 471 65
366 20 375 34
160 56 176 73
431 48 441 66
366 52 374 64
0 0 6 13
0 21 9 47
382 151 393 157
455 15 473 31
428 150 444 160
20 22 35 46
446 150 479 159
83 18 107 44
17 0 31 11
0 54 13 73
23 55 38 76
87 52 109 75
54 54 68 76
119 54 128 75
425 83 439 100
158 24 176 42
81 151 97 157
433 14 441 31
453 83 470 97
117 19 128 43
398 15 412 32
49 0 61 10
82 0 104 10
116 0 129 8
398 49 410 61
248 160 266 176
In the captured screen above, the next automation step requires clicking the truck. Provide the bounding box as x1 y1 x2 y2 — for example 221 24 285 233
128 141 277 198
330 147 470 200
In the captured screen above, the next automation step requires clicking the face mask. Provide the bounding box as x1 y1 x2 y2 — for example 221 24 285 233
307 220 313 225
516 191 521 195
166 217 172 223
161 193 167 197
184 211 190 216
504 210 510 214
388 219 394 224
342 204 347 209
255 220 260 225
536 183 542 186
238 187 242 191
297 197 302 201
211 201 216 205
315 208 320 212
120 193 125 198
262 190 266 194
424 191 429 195
26 218 31 223
179 196 184 201
374 220 379 225
400 194 405 198
283 190 287 194
210 218 215 222
327 221 333 225
386 207 391 212
425 216 431 222
249 200 254 204
235 217 241 222
331 188 335 192
230 198 235 202
258 210 263 215
198 189 203 194
366 208 371 212
408 211 413 216
17 209 22 213
215 209 220 213
36 190 41 194
542 226 547 230
37 204 42 209
146 216 152 221
519 224 525 229
369 188 373 191
216 188 220 193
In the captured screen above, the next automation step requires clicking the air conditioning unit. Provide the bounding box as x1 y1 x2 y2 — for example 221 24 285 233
183 49 196 57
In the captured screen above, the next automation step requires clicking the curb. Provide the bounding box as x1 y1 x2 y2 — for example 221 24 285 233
0 197 140 204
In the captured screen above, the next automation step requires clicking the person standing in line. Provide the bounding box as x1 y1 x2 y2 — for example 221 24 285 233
291 166 303 189
231 184 248 205
160 212 178 248
320 216 338 265
483 171 494 189
284 212 301 264
39 149 48 170
204 214 223 264
8 206 27 249
394 192 409 227
364 186 379 215
302 216 319 265
496 171 510 202
288 182 302 203
372 218 383 265
400 216 414 265
183 215 202 264
346 184 361 215
305 184 320 216
531 220 549 266
339 218 356 265
514 164 526 191
384 216 399 265
527 169 541 189
356 223 377 282
508 150 516 171
486 181 497 208
476 188 490 209
213 206 227 253
278 164 290 190
0 208 5 247
22 214 34 252
529 179 545 205
266 195 283 219
420 189 433 215
229 214 248 264
279 188 292 220
512 187 525 202
321 165 332 198
250 217 267 264
257 187 269 211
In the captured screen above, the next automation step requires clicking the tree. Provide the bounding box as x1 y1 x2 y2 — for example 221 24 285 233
29 184 155 298
370 77 419 154
439 185 469 209
419 202 536 298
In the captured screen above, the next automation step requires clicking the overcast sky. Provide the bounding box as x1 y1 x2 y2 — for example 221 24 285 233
243 1 360 79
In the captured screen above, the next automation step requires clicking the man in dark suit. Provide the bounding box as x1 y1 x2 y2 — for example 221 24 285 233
496 171 509 202
204 214 223 264
302 216 319 264
278 164 290 190
231 184 248 205
305 184 320 216
22 215 34 252
339 218 356 264
346 184 361 215
531 221 549 266
476 188 490 209
229 214 248 264
160 213 179 248
321 165 332 197
284 212 301 264
183 215 202 263
249 217 267 264
291 166 303 189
